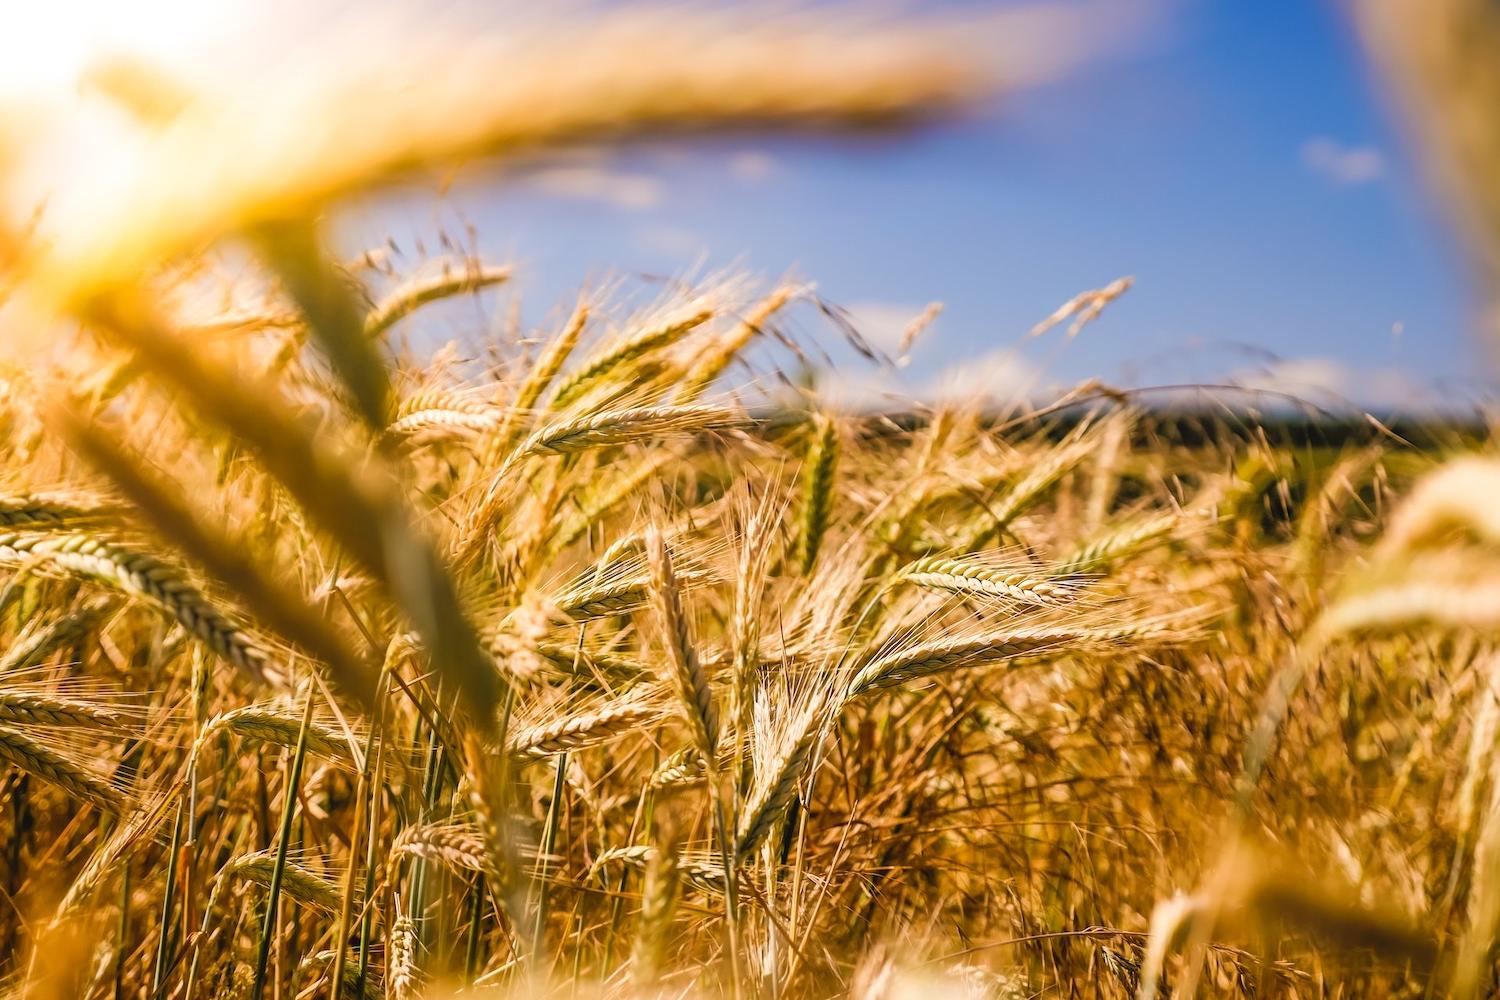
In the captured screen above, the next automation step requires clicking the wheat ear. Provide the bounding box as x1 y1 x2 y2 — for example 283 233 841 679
0 492 118 530
0 723 126 813
550 306 713 407
1053 510 1177 575
200 704 359 767
795 413 837 573
0 691 130 731
0 530 273 682
0 598 113 673
646 526 719 763
217 850 345 914
631 845 681 988
509 695 663 759
898 554 1080 606
390 823 494 878
847 622 1166 698
523 403 742 456
363 262 512 339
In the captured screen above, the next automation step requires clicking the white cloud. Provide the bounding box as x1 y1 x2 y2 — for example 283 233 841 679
521 164 663 210
1228 357 1437 411
843 301 932 354
727 150 776 183
1301 137 1385 185
816 346 1047 412
925 348 1048 405
633 223 703 257
814 366 912 412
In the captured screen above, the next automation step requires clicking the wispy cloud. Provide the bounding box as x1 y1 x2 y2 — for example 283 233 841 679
927 348 1047 404
1300 137 1385 185
633 223 702 257
519 164 663 210
727 150 776 183
815 348 1048 413
1229 356 1437 411
843 301 936 353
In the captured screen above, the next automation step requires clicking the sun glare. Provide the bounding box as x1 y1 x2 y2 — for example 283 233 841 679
0 1 251 101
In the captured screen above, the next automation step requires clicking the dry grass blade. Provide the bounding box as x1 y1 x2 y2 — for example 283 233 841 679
83 294 499 719
19 12 989 306
255 217 392 429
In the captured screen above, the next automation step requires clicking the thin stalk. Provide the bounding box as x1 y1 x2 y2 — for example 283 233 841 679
531 752 569 962
114 859 129 1000
150 802 185 998
464 872 486 986
329 668 387 999
355 736 387 995
250 688 316 1000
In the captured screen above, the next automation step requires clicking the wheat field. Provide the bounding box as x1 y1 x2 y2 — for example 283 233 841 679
1 4 1499 999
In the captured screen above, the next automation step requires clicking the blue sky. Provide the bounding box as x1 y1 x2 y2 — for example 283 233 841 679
342 2 1487 412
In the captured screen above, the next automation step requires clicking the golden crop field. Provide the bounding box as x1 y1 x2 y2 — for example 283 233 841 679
0 2 1498 998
